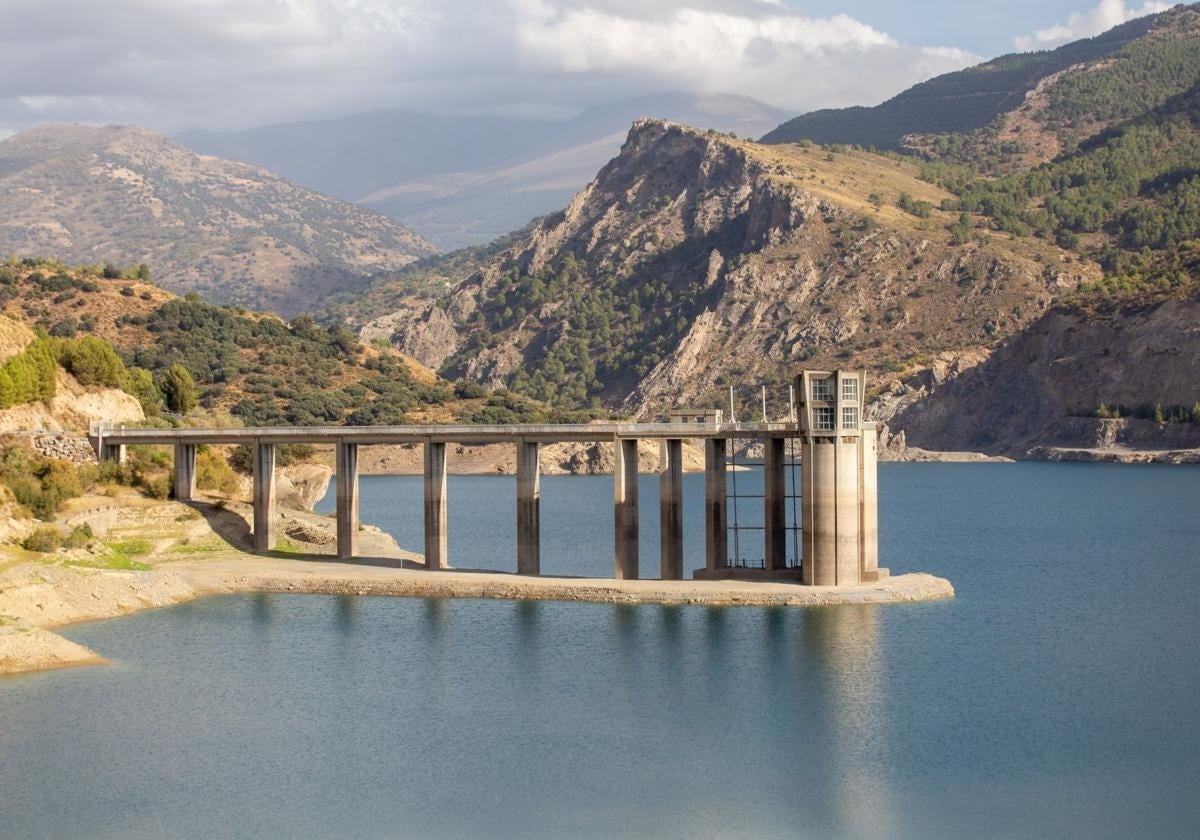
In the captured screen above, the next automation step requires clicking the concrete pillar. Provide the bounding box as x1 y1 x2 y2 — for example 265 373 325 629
424 441 448 571
516 440 540 575
659 438 683 580
173 443 196 502
802 440 837 586
613 437 639 580
99 443 126 464
835 438 862 586
704 437 727 572
859 423 880 582
252 442 276 553
764 437 787 571
336 440 359 561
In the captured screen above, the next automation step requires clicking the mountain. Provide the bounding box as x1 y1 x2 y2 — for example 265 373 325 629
760 3 1197 163
0 125 436 317
378 119 1096 416
176 92 788 250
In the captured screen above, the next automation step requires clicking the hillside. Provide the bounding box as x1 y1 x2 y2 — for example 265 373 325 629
381 120 1096 416
760 4 1195 161
931 80 1200 282
0 258 577 429
0 125 435 317
177 92 787 250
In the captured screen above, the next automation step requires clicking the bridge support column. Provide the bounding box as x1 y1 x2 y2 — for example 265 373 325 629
764 437 787 572
704 438 727 573
659 438 683 580
99 442 126 465
614 437 639 580
336 441 359 561
424 441 448 570
173 443 196 502
516 440 540 575
252 443 276 553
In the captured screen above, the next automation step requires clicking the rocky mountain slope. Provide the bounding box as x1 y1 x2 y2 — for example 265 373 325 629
885 293 1200 457
382 119 1096 417
178 92 787 250
0 125 435 316
759 4 1196 158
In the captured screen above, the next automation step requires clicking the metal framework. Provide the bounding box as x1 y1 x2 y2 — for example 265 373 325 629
724 441 803 569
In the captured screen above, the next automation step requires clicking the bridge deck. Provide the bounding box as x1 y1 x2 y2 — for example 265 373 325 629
95 422 801 446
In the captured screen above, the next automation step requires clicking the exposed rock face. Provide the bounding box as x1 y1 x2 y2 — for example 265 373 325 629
276 464 334 511
0 372 144 434
386 119 1095 417
887 298 1200 456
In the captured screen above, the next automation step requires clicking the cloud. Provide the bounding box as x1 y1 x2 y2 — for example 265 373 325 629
1013 0 1170 51
0 0 980 134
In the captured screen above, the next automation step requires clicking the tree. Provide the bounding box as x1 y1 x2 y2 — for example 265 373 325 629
58 336 126 387
159 364 197 414
125 367 161 417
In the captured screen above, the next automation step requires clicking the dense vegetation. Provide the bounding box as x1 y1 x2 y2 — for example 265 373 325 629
445 251 710 407
117 296 456 426
924 83 1200 292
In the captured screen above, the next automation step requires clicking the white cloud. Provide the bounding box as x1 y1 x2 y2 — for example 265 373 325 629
1013 0 1170 51
0 0 980 133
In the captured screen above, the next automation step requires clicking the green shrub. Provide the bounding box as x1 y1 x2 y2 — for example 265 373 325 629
159 364 197 414
57 335 127 387
124 367 161 417
108 539 151 556
195 448 240 496
141 475 170 500
22 527 62 553
63 524 94 549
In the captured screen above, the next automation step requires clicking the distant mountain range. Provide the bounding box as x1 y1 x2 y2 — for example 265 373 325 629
176 92 787 250
759 8 1173 150
0 125 434 316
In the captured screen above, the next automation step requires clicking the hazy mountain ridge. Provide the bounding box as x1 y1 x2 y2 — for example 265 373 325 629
177 92 788 250
0 125 436 317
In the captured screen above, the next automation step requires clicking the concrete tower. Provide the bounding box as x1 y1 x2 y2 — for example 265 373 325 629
797 371 885 586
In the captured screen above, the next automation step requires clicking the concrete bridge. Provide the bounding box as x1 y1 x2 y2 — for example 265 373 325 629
91 371 883 587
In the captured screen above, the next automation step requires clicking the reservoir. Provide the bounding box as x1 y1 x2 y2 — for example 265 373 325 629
2 463 1198 839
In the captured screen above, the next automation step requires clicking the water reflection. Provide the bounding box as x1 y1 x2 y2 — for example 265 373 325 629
804 605 893 838
334 595 357 633
251 592 273 625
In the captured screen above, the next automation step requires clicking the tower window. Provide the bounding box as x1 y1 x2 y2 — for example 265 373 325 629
812 378 834 401
841 378 859 402
842 407 859 429
815 407 835 430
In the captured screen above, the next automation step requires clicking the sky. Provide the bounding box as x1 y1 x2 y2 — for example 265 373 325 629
0 0 1175 138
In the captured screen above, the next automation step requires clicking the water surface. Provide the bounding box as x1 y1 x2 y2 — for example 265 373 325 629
1 463 1198 839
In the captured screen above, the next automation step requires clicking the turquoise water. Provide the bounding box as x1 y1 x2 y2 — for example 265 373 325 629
1 463 1198 839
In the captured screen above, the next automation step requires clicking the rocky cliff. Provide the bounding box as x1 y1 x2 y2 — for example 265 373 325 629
886 296 1200 456
382 119 1096 417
